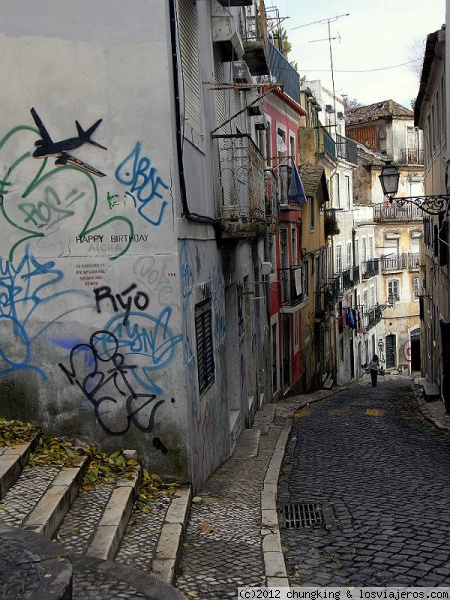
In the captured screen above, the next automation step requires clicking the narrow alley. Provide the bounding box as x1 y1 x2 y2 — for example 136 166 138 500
278 377 450 587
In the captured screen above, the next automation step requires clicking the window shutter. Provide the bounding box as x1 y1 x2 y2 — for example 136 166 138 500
178 0 203 134
195 300 215 395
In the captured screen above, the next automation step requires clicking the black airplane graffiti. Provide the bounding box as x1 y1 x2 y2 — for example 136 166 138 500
30 107 107 177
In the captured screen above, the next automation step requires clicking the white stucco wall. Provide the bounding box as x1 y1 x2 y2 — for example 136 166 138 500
0 0 191 479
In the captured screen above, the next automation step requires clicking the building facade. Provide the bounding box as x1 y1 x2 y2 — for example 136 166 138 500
0 0 275 491
414 24 449 408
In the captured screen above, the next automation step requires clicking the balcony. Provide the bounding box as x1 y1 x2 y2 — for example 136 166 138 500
373 202 423 222
336 134 358 165
380 253 420 272
267 41 300 104
398 148 424 165
242 0 269 75
324 275 343 308
363 305 384 330
407 252 420 270
280 265 304 308
342 268 353 291
214 133 270 239
317 125 336 163
217 0 252 5
362 258 379 279
324 208 340 237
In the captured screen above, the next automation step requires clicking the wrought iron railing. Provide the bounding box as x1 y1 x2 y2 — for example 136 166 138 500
317 125 336 162
336 133 358 165
342 268 353 290
364 305 384 330
380 254 406 272
213 133 265 221
408 252 420 270
380 253 420 272
362 258 379 279
279 265 304 307
399 148 424 165
373 203 422 221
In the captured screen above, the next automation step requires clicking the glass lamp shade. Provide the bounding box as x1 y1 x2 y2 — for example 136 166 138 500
379 161 400 196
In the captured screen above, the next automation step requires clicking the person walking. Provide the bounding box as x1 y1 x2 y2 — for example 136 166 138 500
369 354 380 387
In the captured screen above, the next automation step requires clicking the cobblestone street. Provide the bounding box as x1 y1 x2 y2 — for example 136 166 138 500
278 377 450 587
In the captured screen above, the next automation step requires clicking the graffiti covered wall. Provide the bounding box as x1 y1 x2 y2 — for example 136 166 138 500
0 1 191 478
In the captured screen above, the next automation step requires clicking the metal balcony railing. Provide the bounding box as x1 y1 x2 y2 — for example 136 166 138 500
373 203 423 221
362 258 379 279
336 133 358 165
279 265 304 307
398 148 424 165
364 305 384 330
342 268 353 290
408 252 420 270
380 253 420 272
380 254 406 272
213 133 265 222
317 125 336 162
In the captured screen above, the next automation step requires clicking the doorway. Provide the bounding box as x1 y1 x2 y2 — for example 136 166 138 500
386 334 396 369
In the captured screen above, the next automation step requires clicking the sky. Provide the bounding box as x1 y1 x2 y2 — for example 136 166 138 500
266 0 446 109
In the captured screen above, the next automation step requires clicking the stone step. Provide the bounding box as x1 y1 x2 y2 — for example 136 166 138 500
87 468 142 561
0 434 39 499
23 456 90 538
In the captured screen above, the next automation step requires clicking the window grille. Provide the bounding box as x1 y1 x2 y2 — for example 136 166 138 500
195 300 215 395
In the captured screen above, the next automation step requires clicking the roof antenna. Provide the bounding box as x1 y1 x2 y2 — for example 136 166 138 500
292 13 350 122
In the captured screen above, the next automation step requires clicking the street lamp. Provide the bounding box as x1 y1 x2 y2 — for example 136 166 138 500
379 161 449 215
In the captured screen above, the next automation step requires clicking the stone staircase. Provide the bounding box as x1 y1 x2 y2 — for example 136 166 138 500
0 424 191 597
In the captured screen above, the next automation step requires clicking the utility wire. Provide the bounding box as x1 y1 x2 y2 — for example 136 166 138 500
300 59 421 73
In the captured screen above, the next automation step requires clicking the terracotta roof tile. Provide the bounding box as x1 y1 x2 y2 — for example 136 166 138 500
346 99 413 126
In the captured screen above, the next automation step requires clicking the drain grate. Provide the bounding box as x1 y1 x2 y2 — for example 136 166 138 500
282 503 324 529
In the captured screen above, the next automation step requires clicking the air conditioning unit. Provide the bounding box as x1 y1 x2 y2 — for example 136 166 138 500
325 104 335 113
337 111 344 119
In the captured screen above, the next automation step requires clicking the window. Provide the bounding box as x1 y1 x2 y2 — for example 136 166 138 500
363 289 368 311
368 237 374 260
265 119 271 167
333 173 340 209
345 174 351 210
362 238 367 263
346 242 352 270
310 196 315 230
291 226 297 265
302 260 309 298
195 300 215 395
336 245 342 274
387 279 400 302
289 134 296 163
413 277 419 300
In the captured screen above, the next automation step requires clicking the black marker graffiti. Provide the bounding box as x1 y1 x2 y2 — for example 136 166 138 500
58 329 170 437
94 284 150 326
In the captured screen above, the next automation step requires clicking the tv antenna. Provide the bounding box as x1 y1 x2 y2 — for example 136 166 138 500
291 13 350 119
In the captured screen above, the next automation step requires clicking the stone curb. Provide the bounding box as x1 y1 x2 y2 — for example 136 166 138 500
87 468 142 561
23 456 90 538
0 435 39 499
152 485 192 585
261 426 290 586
